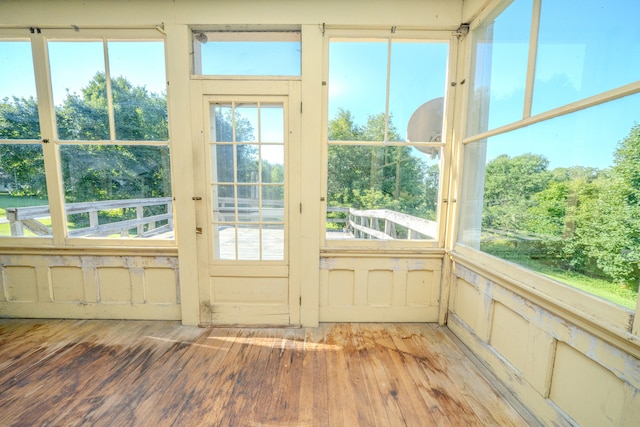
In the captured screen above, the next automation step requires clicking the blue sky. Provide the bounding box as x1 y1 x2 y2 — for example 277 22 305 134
474 0 640 170
0 40 166 106
328 40 449 142
201 41 300 76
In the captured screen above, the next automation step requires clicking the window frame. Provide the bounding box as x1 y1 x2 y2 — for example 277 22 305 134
321 29 457 251
0 34 50 244
0 28 175 249
191 27 303 79
451 0 640 338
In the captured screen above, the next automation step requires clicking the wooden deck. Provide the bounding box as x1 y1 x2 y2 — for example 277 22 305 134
0 320 532 426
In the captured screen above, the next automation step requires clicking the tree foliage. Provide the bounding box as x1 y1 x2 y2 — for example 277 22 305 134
327 109 439 220
575 125 640 285
483 153 551 232
481 125 640 289
0 73 170 202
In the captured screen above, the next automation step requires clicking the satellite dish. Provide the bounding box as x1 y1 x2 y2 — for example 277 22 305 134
406 97 444 158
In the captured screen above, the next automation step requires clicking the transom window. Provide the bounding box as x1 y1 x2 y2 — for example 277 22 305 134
193 31 301 76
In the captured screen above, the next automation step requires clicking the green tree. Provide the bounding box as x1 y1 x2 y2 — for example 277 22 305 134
56 72 168 141
0 74 172 228
483 153 551 232
53 73 171 205
575 124 640 286
526 166 600 273
327 109 436 219
0 97 45 197
0 96 40 140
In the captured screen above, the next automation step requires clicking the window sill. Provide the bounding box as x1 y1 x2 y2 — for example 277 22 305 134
0 245 178 258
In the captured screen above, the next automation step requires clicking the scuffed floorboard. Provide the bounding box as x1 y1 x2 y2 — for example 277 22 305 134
0 320 530 426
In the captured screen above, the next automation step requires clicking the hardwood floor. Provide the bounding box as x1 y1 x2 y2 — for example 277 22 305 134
0 320 531 426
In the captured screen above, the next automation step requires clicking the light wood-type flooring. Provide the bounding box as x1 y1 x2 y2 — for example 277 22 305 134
0 320 532 426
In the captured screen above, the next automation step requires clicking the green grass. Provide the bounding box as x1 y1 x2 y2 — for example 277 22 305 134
0 193 59 236
482 240 638 309
0 193 49 216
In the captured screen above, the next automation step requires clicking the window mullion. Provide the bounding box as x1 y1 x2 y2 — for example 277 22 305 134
523 0 541 119
103 38 116 141
232 102 239 259
31 33 67 245
257 102 263 260
384 38 392 142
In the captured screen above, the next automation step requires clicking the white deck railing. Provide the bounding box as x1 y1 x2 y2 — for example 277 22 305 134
328 207 437 240
6 198 435 240
5 197 173 238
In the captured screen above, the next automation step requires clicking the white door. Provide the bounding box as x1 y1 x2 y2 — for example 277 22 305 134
192 80 301 326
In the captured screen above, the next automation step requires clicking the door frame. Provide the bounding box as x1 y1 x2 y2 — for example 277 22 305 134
190 79 302 326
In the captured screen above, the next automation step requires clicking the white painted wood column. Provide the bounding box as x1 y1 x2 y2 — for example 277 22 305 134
299 24 323 326
165 24 200 325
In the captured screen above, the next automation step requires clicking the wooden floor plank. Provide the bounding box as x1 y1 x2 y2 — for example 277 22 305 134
351 323 414 426
297 328 320 426
360 323 442 427
324 323 362 427
343 323 393 426
0 320 531 427
390 323 494 426
386 324 455 427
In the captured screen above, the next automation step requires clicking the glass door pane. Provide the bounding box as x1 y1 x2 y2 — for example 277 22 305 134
209 101 285 261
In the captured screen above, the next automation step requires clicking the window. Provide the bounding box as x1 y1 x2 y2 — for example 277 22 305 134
193 31 301 76
326 35 449 242
458 0 640 308
0 32 172 243
48 38 171 240
0 40 50 237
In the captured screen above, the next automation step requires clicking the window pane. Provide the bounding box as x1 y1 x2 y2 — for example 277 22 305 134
60 145 173 239
214 185 235 222
108 41 168 141
328 40 388 141
196 32 301 76
211 104 234 142
533 0 640 114
212 144 234 182
0 144 50 237
261 145 284 183
389 41 448 142
261 224 284 261
327 145 440 240
458 93 640 308
262 186 284 222
260 105 284 142
49 41 110 140
466 0 533 135
216 224 237 260
237 225 260 261
237 184 259 221
235 104 258 142
0 41 40 140
237 145 259 183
